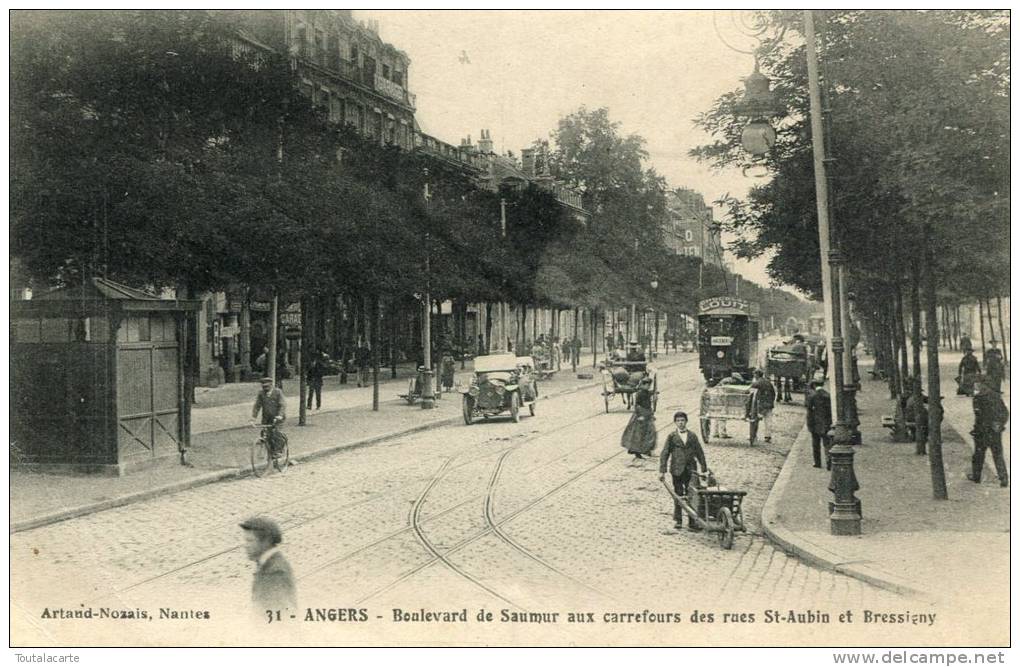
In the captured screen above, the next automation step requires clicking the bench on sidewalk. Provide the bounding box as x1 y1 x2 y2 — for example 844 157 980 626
881 415 916 440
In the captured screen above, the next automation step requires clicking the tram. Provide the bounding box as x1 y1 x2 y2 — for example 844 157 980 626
697 296 759 383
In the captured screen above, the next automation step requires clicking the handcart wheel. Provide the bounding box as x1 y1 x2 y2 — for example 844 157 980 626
700 417 711 444
717 507 734 550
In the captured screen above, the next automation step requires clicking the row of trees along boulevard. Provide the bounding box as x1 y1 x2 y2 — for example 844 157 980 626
692 10 1008 499
11 11 817 430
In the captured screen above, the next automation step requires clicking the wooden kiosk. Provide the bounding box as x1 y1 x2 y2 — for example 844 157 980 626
10 278 201 475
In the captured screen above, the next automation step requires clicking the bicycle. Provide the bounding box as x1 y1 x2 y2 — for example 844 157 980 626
249 420 289 477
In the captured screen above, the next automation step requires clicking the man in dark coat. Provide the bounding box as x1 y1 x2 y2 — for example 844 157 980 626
805 380 833 469
241 516 297 615
983 341 1005 392
957 349 981 396
306 352 326 410
750 369 777 443
659 411 709 531
968 375 1009 487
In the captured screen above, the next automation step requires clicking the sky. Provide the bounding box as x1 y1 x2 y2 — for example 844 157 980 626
359 9 779 288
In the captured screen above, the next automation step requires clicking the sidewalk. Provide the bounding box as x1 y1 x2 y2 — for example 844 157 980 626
763 354 1009 617
10 350 695 532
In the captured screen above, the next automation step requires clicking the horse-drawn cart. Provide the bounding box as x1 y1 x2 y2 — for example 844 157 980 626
600 359 657 413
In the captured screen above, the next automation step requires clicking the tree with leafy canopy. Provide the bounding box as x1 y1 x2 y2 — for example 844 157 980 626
692 10 1008 499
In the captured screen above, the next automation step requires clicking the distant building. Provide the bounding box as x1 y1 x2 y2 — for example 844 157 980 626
234 10 417 149
663 188 723 268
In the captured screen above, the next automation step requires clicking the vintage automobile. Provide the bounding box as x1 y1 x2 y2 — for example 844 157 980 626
764 344 811 393
461 353 537 425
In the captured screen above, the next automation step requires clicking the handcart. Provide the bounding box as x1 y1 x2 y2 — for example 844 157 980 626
661 473 747 550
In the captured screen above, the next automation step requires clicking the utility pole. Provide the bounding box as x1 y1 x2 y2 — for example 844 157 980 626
805 9 861 535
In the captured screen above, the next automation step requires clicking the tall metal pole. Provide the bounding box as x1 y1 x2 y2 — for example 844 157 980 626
805 9 860 535
421 171 436 409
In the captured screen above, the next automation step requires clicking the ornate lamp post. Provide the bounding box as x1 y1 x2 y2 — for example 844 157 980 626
420 169 436 410
727 11 861 535
650 273 659 357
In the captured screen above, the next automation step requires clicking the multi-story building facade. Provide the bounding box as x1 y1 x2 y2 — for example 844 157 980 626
662 188 723 268
236 10 417 149
189 11 589 383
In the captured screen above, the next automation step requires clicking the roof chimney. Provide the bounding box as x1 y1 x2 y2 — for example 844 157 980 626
477 129 494 153
521 148 536 177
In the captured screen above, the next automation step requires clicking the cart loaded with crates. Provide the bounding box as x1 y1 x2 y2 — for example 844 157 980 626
661 471 748 550
699 379 759 445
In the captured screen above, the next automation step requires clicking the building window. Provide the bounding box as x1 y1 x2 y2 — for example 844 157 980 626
350 44 359 63
329 96 342 123
382 64 390 79
393 69 404 86
296 25 309 59
328 34 340 70
314 30 326 65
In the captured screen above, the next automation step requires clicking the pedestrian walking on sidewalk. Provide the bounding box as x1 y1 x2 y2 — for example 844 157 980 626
659 411 708 531
621 376 657 460
984 341 1005 393
241 516 297 616
306 352 326 410
968 375 1009 487
957 349 981 396
750 369 776 442
805 379 832 469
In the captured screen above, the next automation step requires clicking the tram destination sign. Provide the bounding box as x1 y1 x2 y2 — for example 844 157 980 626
698 296 754 315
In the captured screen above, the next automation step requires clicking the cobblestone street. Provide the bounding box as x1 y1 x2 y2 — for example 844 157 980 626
11 360 954 646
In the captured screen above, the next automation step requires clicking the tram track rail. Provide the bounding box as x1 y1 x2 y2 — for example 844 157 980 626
80 363 705 607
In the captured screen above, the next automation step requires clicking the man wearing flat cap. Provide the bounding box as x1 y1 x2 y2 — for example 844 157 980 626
241 516 297 613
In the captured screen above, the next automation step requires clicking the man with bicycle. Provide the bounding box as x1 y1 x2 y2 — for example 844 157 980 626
253 377 286 454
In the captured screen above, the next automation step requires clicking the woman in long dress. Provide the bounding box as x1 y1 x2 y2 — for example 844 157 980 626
621 376 657 460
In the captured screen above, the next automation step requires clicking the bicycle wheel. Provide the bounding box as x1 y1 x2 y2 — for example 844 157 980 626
251 434 271 478
273 432 290 473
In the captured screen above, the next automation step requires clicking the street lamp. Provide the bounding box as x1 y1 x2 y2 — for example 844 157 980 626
650 273 659 357
734 64 782 157
421 168 436 410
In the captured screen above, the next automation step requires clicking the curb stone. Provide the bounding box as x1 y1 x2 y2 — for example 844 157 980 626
760 424 934 602
12 356 695 534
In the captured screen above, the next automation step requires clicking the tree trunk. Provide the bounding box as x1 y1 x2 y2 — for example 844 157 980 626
996 296 1008 364
910 266 925 454
922 224 948 500
389 299 398 379
895 286 909 386
978 298 987 356
572 307 579 373
886 301 900 399
484 302 493 355
371 294 380 411
299 296 308 426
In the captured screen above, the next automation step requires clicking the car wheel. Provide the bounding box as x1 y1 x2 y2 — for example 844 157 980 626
463 395 474 425
510 392 520 423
